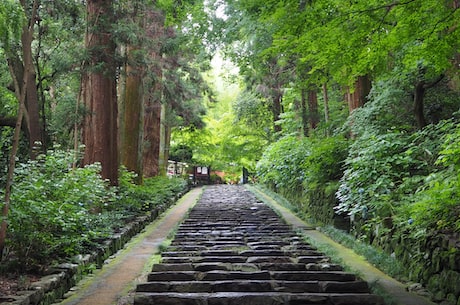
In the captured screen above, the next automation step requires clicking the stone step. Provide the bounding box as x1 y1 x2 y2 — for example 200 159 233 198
152 262 342 272
134 185 383 305
160 250 325 258
147 271 271 282
147 270 358 282
134 292 384 305
161 256 249 264
160 255 332 264
136 280 370 293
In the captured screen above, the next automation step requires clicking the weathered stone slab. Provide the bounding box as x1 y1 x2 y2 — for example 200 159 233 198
152 263 194 272
270 271 356 282
297 256 329 264
246 256 294 264
200 271 271 281
319 280 369 293
193 263 230 272
258 263 306 271
147 271 197 282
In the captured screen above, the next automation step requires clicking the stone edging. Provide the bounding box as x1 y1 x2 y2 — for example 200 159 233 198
5 190 187 305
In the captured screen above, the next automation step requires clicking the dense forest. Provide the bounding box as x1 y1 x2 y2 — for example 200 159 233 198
1 0 460 304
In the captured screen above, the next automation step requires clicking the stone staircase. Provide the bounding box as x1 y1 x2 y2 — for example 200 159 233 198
134 185 384 305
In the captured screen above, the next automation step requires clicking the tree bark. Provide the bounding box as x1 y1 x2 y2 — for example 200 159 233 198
300 88 309 137
120 46 144 184
413 75 444 129
142 8 164 178
0 117 17 127
414 81 427 129
322 83 330 137
272 89 282 133
5 0 45 159
308 89 319 130
82 0 118 185
346 75 371 113
143 98 161 177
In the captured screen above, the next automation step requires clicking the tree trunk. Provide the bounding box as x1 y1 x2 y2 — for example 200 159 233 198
143 98 161 177
346 75 371 113
158 103 172 176
82 0 118 185
0 117 17 127
5 0 45 159
272 90 282 133
322 83 330 137
300 88 309 137
413 74 444 129
414 81 427 129
120 46 144 184
158 102 167 175
308 89 319 130
1 0 38 257
142 8 164 178
1 102 26 258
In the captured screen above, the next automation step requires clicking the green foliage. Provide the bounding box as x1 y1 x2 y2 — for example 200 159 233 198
256 135 310 192
2 149 187 271
0 0 25 52
337 120 456 222
336 132 413 218
257 134 348 221
4 149 112 268
349 78 415 136
118 167 187 212
302 136 348 189
320 225 406 281
405 121 460 233
233 90 272 136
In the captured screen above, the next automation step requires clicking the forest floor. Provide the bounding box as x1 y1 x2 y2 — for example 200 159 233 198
0 276 18 296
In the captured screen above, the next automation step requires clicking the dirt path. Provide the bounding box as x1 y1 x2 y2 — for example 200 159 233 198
54 187 202 305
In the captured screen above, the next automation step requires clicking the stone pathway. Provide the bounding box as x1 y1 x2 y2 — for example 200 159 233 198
134 185 384 305
54 187 202 305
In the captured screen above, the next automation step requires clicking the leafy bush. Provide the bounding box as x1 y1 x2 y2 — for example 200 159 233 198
404 121 460 233
2 149 188 271
117 167 188 212
256 134 348 222
347 77 414 137
256 135 310 196
301 136 348 190
336 121 452 222
5 149 116 269
336 132 415 219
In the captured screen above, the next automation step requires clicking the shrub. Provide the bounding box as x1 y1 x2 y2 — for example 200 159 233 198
256 134 348 223
3 149 188 271
117 167 188 212
5 149 117 269
336 132 415 219
405 120 460 233
256 135 310 199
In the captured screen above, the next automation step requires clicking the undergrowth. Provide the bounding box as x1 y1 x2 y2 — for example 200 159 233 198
0 148 188 273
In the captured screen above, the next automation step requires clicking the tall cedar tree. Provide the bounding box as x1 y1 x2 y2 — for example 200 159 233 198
82 0 118 185
143 8 164 177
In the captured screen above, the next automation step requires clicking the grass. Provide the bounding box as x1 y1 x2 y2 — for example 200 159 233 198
319 225 407 281
250 183 409 302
